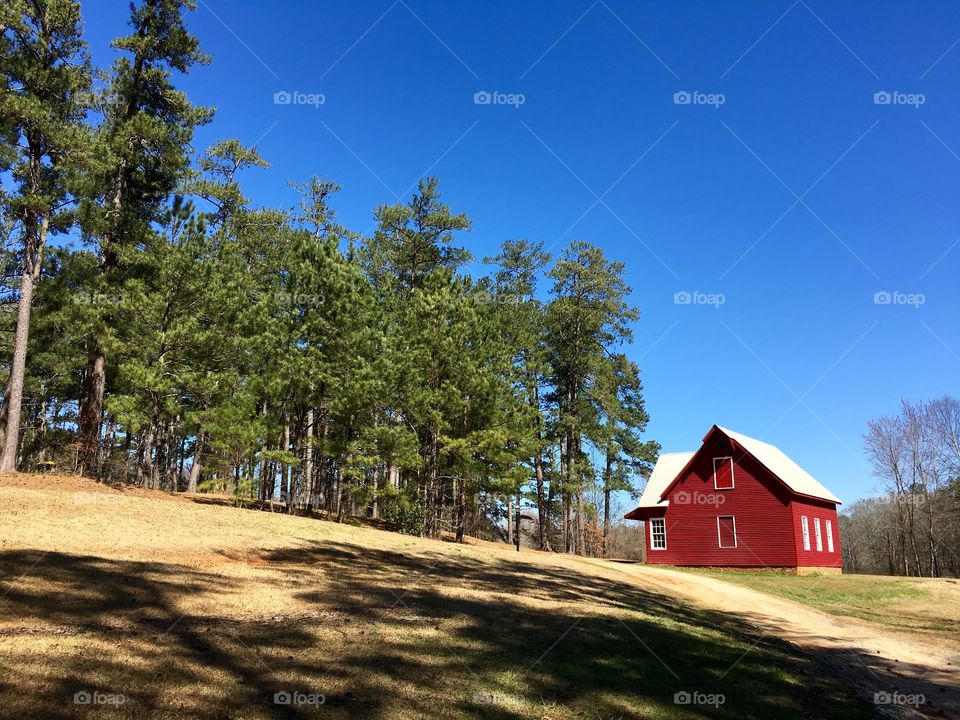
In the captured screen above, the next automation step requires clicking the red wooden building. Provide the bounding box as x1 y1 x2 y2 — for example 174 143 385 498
625 425 842 573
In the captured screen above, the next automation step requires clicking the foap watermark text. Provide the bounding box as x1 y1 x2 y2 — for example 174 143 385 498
674 290 725 308
673 490 725 507
674 690 725 708
474 90 525 108
873 690 925 708
874 90 925 108
274 90 325 108
874 290 925 308
74 691 126 706
674 90 725 108
274 690 325 707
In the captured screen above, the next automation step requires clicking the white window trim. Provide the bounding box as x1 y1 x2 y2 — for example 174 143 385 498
649 518 667 550
826 519 834 553
801 515 811 551
717 515 737 548
814 517 823 551
713 456 735 490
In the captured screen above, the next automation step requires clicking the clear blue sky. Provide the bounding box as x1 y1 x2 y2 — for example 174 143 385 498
82 0 960 507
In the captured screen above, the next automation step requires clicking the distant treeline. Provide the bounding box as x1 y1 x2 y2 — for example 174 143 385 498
842 396 960 577
0 0 658 554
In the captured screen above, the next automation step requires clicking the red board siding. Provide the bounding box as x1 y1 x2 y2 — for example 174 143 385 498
645 433 800 567
790 498 843 568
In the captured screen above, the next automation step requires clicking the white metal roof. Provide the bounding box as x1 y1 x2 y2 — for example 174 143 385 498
715 426 842 504
635 452 696 508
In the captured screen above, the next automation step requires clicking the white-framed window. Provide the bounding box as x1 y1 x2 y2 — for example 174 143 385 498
717 515 737 548
826 520 834 552
801 516 811 551
814 517 823 551
713 456 735 490
649 518 667 550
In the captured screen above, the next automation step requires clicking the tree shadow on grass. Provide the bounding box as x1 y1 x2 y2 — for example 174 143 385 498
0 551 346 719
0 543 888 719
250 540 885 719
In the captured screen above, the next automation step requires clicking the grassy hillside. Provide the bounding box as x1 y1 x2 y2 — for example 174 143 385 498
0 475 876 719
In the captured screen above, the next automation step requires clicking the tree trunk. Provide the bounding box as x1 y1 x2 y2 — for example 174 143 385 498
532 382 549 551
281 421 290 504
137 400 159 487
602 448 612 557
101 418 115 479
0 375 12 453
426 427 440 538
0 265 36 473
1 216 48 473
78 347 107 476
304 407 314 506
455 477 466 543
257 400 268 502
188 432 205 493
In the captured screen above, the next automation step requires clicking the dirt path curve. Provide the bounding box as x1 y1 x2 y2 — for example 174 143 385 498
588 561 959 720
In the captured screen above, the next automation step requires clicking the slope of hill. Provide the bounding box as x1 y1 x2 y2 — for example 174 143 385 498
0 474 927 719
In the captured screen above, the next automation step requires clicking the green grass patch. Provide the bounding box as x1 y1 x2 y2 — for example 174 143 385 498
678 569 943 631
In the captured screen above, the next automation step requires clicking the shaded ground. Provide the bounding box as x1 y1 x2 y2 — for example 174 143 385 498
591 562 959 720
0 474 935 718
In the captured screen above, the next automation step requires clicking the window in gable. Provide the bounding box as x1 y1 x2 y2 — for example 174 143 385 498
713 457 735 490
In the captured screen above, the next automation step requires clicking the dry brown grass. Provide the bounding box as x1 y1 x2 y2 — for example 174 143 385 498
0 474 882 719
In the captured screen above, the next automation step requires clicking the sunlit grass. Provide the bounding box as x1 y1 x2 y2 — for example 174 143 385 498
681 568 960 637
0 476 880 719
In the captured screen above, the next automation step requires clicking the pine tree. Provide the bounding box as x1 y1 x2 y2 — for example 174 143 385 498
363 178 474 536
365 176 471 293
0 0 92 470
75 0 211 475
486 239 553 549
546 240 639 554
592 353 659 555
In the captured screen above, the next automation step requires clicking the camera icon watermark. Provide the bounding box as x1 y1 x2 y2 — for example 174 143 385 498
72 291 123 306
73 491 124 507
273 291 322 308
273 90 326 108
873 690 925 707
674 90 725 108
674 290 725 308
873 290 925 308
274 690 325 707
873 90 925 108
674 690 725 707
673 490 725 506
473 90 525 108
74 690 126 705
475 291 523 305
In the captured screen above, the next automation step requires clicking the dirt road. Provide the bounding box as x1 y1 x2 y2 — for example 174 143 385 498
591 561 959 719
